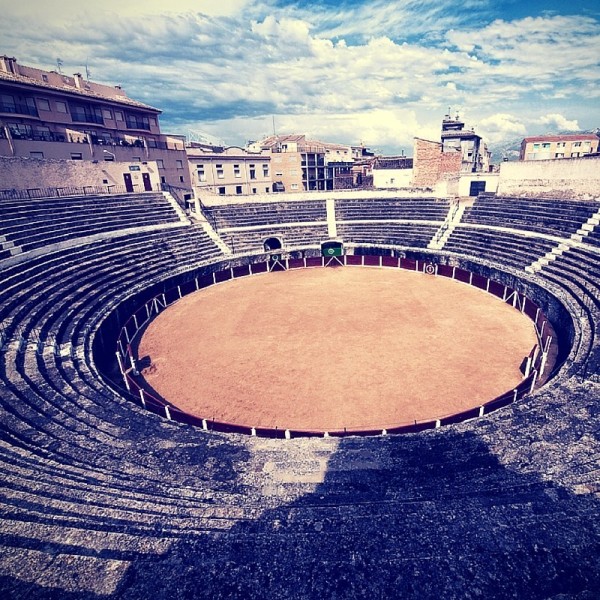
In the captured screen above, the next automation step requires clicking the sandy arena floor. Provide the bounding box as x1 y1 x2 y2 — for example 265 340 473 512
137 266 538 431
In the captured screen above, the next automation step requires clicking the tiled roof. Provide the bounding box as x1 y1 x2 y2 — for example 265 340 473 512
0 69 160 112
522 134 599 143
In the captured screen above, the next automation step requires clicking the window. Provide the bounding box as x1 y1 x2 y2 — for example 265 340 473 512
176 159 183 169
555 153 564 158
533 143 540 149
557 142 566 148
179 175 185 183
132 156 141 162
70 102 103 124
574 142 582 147
291 183 299 190
252 188 257 194
125 113 150 130
571 152 581 157
56 101 67 113
541 143 550 149
216 164 224 179
218 186 226 195
262 164 269 177
102 108 113 119
115 111 124 121
41 74 48 82
37 98 50 111
249 164 256 179
30 151 44 159
197 166 206 182
70 152 83 160
156 159 164 168
234 164 241 178
161 176 166 183
265 187 270 193
236 185 242 194
275 171 283 177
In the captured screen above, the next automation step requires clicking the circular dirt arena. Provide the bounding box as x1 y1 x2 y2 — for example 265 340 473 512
137 266 538 431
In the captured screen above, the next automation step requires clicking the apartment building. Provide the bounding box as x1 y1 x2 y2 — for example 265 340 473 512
248 134 353 192
187 144 272 196
0 55 192 195
519 134 599 161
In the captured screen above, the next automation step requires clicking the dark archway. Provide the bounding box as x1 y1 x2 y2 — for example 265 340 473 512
263 237 283 252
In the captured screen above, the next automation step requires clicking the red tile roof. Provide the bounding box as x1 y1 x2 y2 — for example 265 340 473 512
522 134 599 144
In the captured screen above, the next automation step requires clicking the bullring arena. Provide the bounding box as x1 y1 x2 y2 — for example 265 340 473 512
1 180 600 598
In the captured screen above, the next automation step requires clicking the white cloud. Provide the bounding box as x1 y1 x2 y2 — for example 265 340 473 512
478 114 527 144
537 114 580 131
1 2 598 155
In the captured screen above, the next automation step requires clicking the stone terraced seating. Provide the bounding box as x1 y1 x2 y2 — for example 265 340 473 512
222 225 329 254
444 227 556 269
0 192 182 253
335 196 449 221
584 228 600 249
463 196 599 237
337 222 438 248
0 203 599 598
205 200 327 230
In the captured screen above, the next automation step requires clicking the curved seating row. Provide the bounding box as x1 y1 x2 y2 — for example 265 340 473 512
0 192 183 254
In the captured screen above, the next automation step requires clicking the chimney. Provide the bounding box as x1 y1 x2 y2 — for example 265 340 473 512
73 72 84 89
0 55 17 75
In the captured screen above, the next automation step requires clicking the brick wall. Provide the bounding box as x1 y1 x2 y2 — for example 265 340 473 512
412 138 441 187
413 138 462 188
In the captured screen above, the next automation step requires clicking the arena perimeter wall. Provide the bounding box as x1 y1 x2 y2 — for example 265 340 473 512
91 249 574 436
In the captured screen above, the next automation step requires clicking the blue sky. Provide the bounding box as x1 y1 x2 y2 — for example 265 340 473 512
4 0 600 156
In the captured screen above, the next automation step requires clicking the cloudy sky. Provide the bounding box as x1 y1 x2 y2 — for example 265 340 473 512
4 0 600 156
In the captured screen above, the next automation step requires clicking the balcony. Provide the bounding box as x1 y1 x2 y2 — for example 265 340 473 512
0 100 38 117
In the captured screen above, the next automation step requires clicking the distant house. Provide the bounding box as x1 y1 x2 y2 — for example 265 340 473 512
372 156 413 189
186 144 272 196
519 134 600 161
248 134 354 192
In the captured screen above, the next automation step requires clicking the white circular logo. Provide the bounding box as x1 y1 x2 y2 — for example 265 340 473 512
327 248 335 255
425 264 435 275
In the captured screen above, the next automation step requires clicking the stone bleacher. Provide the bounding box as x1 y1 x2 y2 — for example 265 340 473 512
462 196 599 237
0 191 599 598
0 192 183 256
443 227 556 269
204 200 327 230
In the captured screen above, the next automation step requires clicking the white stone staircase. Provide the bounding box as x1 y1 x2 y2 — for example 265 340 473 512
189 210 233 256
526 207 600 274
427 200 466 250
0 235 22 256
161 191 191 224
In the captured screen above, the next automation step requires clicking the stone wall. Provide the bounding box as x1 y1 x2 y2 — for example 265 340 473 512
0 156 161 193
497 156 600 200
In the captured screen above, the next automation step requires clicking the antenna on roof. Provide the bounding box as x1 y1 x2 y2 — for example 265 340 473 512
56 58 63 74
272 115 277 137
85 60 91 81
